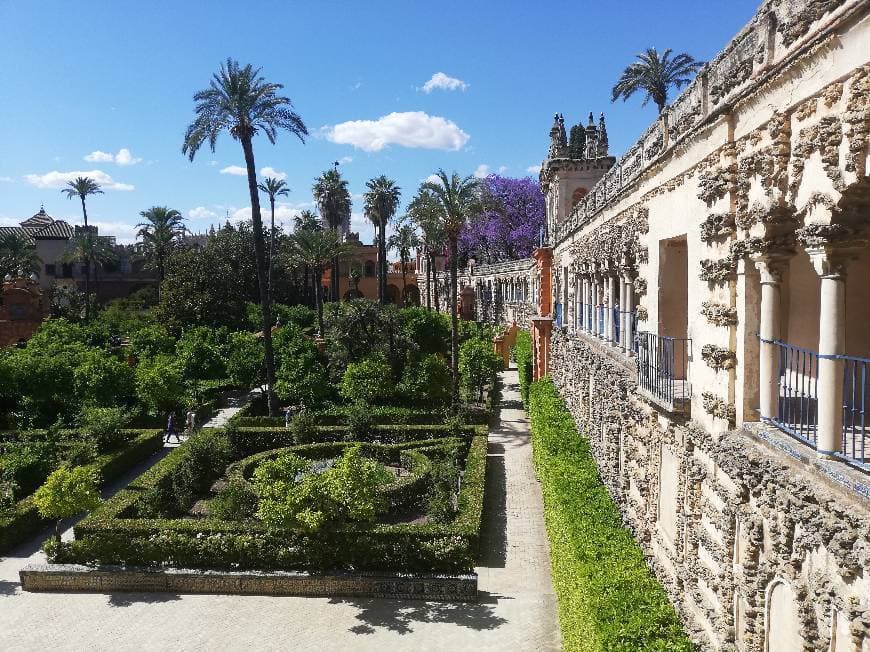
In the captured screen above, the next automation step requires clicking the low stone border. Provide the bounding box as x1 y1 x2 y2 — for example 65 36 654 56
20 563 478 602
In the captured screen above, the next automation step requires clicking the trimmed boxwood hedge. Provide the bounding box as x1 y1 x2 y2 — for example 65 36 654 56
527 379 693 652
233 404 490 428
511 329 533 403
0 430 163 555
61 427 487 573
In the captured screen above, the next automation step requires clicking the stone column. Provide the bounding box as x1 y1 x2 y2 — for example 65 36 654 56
752 255 789 421
618 274 628 352
591 272 601 337
607 271 618 345
809 248 851 457
581 275 590 331
623 273 635 354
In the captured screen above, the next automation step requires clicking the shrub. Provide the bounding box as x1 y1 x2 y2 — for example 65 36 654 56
511 330 533 403
273 326 332 408
225 331 263 390
78 406 132 454
72 350 136 408
340 357 395 405
0 442 55 500
128 324 175 360
135 355 185 416
34 465 101 540
176 327 225 401
209 478 257 521
427 455 459 523
528 379 692 651
400 354 451 406
288 411 317 445
344 404 374 440
398 307 450 357
459 339 503 402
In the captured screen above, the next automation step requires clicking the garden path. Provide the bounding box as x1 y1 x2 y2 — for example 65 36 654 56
0 367 559 651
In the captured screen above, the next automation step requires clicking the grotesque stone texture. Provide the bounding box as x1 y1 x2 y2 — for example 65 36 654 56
701 301 739 326
701 344 738 370
700 212 737 243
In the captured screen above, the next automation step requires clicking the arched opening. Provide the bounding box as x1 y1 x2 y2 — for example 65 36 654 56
571 187 588 207
364 260 376 277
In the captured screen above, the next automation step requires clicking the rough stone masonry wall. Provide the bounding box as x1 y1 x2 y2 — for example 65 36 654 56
550 328 870 651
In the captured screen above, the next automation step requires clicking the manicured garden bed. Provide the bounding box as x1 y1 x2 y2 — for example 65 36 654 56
58 424 487 574
0 430 163 555
527 379 692 651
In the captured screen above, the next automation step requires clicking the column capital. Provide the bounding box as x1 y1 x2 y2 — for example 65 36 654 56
620 265 637 282
807 245 863 280
750 252 791 284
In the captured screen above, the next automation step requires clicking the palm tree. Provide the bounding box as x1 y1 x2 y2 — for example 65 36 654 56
61 176 103 228
61 176 103 320
312 169 351 302
422 170 480 413
293 209 321 305
257 176 290 300
387 220 420 306
285 228 353 335
63 232 117 317
136 206 186 299
182 58 308 417
363 176 401 305
407 187 446 311
0 232 41 280
611 48 705 114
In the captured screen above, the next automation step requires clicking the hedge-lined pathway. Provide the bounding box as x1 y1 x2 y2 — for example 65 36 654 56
0 367 559 651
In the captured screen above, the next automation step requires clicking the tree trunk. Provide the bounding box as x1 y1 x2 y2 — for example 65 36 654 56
449 237 459 414
315 270 324 335
81 197 91 322
268 197 275 303
379 222 387 305
400 255 407 306
240 135 277 416
426 252 432 310
433 254 441 313
331 257 339 302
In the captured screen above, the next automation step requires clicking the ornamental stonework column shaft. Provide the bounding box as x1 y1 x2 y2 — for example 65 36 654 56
809 249 852 457
592 273 601 337
752 255 789 420
621 269 635 354
607 272 618 345
618 274 628 351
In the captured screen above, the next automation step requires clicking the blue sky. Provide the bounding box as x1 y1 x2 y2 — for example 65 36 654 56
0 0 759 245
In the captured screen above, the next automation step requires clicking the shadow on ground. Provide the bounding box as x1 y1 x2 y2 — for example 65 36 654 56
479 446 507 568
0 580 19 597
329 597 508 635
107 592 182 608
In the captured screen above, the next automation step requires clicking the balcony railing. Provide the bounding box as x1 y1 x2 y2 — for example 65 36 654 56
636 331 692 410
767 339 867 470
554 302 563 327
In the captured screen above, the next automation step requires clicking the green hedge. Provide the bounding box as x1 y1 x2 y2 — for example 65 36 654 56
62 428 487 573
0 430 163 555
233 404 490 428
511 330 533 403
527 379 692 651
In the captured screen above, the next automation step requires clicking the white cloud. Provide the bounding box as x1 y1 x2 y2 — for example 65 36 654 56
474 164 490 179
323 111 469 152
339 156 353 164
526 164 541 174
84 148 141 166
0 217 19 226
423 174 442 186
230 202 314 229
114 148 141 166
0 176 13 183
220 165 247 176
421 72 468 93
188 206 218 221
260 166 287 181
350 211 375 244
498 165 508 174
23 169 134 191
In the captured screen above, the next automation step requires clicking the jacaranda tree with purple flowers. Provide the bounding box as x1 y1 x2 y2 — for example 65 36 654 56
458 175 545 265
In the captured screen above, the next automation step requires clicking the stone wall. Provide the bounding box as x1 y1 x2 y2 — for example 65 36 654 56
549 328 870 651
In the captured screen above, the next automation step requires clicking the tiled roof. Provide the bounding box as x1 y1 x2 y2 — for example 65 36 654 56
0 227 34 244
32 220 73 239
20 207 54 228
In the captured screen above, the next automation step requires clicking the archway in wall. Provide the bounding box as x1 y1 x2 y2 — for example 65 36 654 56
386 284 401 305
571 187 588 207
404 284 420 306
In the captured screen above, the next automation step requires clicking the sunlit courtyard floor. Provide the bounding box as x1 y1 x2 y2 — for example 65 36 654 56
0 367 559 651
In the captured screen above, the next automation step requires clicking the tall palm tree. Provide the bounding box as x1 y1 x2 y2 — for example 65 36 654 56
257 176 290 300
285 227 353 335
61 176 103 228
63 231 117 318
0 232 41 280
61 176 103 321
611 48 705 114
407 187 446 311
293 209 321 305
387 220 420 306
182 58 307 417
136 206 186 300
363 176 401 305
312 169 351 302
422 170 480 413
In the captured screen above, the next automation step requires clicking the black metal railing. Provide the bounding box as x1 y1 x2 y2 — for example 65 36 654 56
636 331 692 408
769 339 819 448
840 354 868 469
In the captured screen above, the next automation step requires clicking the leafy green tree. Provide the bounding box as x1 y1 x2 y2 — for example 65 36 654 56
340 357 395 405
135 354 185 416
285 227 353 335
312 169 351 302
408 187 446 311
176 327 225 402
61 177 104 321
128 324 175 359
363 175 401 304
400 353 451 406
422 170 481 413
34 466 101 542
0 231 41 279
459 338 503 402
398 307 450 357
388 220 420 305
72 349 136 408
611 48 704 114
226 331 263 390
322 445 392 522
78 406 132 453
136 206 186 299
257 176 290 300
183 58 308 417
273 325 331 407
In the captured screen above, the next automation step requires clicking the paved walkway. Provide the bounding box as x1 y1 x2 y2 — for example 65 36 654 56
0 368 559 651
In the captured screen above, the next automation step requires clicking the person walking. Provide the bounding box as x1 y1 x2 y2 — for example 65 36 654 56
185 409 196 436
164 412 180 443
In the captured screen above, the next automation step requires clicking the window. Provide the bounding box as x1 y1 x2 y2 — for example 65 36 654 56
364 260 375 277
